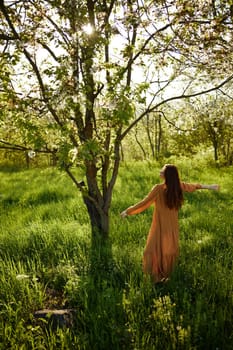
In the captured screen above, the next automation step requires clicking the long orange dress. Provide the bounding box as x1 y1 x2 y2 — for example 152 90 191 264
126 182 202 282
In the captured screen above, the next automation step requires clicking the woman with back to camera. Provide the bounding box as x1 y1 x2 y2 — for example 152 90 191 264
120 164 219 283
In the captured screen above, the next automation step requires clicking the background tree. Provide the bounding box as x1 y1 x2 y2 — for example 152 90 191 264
1 0 233 238
160 95 233 164
194 95 233 164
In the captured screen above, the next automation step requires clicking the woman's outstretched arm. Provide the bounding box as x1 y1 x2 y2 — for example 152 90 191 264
181 182 219 192
199 184 219 190
120 184 160 217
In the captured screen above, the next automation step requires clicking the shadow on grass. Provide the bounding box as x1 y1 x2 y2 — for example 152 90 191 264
76 233 130 350
1 190 71 208
0 165 25 173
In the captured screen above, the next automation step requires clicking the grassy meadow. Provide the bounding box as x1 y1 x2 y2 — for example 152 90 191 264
0 158 232 349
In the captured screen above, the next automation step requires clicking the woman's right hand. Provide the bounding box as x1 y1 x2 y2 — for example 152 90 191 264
120 210 128 218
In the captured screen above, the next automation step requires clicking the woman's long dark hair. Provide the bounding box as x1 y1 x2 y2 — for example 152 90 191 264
163 164 184 210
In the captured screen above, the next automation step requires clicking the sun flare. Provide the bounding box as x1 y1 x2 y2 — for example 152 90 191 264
82 23 93 35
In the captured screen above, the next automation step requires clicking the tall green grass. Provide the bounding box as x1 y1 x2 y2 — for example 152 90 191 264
0 160 232 349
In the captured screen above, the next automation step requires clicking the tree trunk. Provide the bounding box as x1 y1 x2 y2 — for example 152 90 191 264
146 114 155 158
25 151 30 168
135 126 147 159
83 196 109 239
213 135 218 161
64 166 111 239
156 114 162 159
213 143 218 161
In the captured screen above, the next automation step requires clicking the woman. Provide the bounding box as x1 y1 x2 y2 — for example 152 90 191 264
120 164 219 283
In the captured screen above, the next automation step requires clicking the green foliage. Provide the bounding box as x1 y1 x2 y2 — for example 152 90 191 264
101 92 135 127
112 95 135 125
0 160 232 349
78 139 101 160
